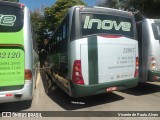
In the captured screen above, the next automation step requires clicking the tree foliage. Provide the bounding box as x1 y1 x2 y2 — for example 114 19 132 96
98 0 120 9
98 0 160 18
123 0 160 18
30 0 86 49
44 0 86 31
30 9 45 43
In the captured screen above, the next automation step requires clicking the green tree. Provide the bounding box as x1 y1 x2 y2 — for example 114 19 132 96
31 9 45 43
123 0 160 18
98 0 120 9
31 0 86 51
98 0 160 18
44 0 86 31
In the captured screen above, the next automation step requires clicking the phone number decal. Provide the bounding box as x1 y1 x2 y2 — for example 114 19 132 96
0 52 21 58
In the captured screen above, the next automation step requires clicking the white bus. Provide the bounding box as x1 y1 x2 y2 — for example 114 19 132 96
46 6 139 98
137 19 160 82
0 1 39 104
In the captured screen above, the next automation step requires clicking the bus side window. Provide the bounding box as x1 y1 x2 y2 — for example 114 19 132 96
49 15 69 78
59 19 68 77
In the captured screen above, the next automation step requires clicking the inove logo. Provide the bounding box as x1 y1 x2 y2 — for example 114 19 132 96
0 14 16 26
83 16 131 31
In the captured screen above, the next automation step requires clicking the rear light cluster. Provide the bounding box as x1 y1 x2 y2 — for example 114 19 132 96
150 56 157 70
25 69 32 80
134 57 139 77
72 60 84 85
151 56 159 81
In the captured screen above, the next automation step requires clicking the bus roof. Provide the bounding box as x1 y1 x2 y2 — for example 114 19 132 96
0 0 24 8
70 6 133 18
93 6 131 14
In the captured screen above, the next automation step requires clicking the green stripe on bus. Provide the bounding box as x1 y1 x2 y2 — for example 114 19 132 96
0 29 24 45
88 36 99 85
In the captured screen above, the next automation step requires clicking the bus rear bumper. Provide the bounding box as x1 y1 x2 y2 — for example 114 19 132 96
148 70 160 82
0 81 33 104
70 77 138 98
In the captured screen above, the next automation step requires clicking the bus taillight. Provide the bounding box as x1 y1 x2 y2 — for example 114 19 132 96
25 69 32 80
72 60 84 85
151 56 157 69
134 57 139 77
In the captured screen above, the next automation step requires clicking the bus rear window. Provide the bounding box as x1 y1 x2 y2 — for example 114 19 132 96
152 23 160 40
0 5 23 32
81 13 134 38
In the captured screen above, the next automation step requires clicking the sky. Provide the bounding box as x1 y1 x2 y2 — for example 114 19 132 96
19 0 99 11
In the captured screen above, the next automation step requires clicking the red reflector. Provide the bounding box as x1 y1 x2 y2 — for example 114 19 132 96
19 3 25 10
19 3 25 7
134 57 139 77
25 69 32 80
100 35 122 38
134 70 138 77
6 94 12 97
106 87 118 92
154 76 157 80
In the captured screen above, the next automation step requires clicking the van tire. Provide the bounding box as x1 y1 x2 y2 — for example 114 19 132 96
22 99 32 108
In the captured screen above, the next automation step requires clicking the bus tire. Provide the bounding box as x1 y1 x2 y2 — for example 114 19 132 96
22 99 32 108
